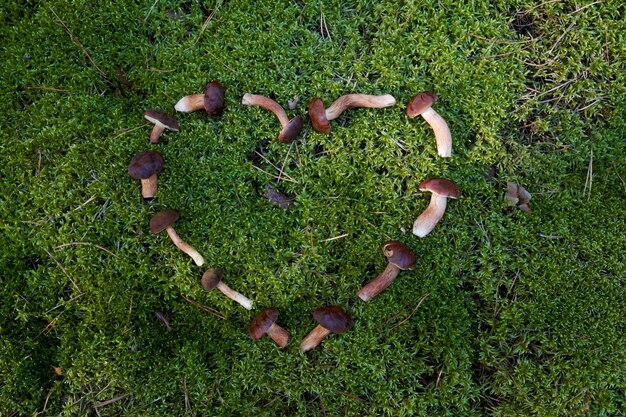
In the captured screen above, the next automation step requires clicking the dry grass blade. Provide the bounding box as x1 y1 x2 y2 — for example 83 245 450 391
55 242 117 257
92 394 130 409
179 294 227 320
44 248 82 293
390 293 430 330
583 147 593 199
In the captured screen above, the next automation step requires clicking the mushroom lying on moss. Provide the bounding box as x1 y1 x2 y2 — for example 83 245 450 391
150 209 205 266
300 306 354 352
175 81 225 117
406 91 452 157
241 93 303 143
308 93 396 133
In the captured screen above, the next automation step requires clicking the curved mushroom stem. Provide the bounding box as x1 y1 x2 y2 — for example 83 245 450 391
356 262 400 301
300 325 331 352
165 226 205 266
325 94 396 120
149 124 165 144
267 323 290 348
420 107 452 157
412 194 448 238
140 175 158 199
175 94 204 113
242 93 289 127
216 281 253 310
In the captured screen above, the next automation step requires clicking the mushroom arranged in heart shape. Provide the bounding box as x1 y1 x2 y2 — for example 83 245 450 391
300 306 354 352
406 91 452 157
308 93 396 133
128 150 164 199
412 178 460 238
241 93 303 143
175 81 225 117
356 241 416 301
150 209 205 266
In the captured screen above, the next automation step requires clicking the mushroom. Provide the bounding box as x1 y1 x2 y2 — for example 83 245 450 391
128 150 164 199
249 307 290 348
174 81 225 117
412 178 460 238
300 306 354 352
201 268 253 310
406 92 452 157
356 241 416 301
308 94 396 133
144 109 179 144
241 93 303 143
150 209 205 266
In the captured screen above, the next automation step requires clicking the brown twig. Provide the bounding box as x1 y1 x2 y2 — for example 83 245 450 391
44 248 81 293
92 394 130 409
179 294 227 320
390 293 430 330
55 242 117 257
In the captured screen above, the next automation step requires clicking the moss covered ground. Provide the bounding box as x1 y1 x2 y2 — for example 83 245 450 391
1 0 624 415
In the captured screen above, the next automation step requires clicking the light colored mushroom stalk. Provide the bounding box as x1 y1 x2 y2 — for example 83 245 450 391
149 124 165 144
356 263 400 301
412 194 448 238
216 281 253 310
140 176 158 199
241 93 289 127
420 107 452 157
267 324 290 349
325 94 396 120
165 226 205 266
175 94 204 112
300 325 332 352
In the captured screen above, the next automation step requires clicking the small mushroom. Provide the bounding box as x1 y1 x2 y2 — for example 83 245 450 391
241 93 303 143
300 306 354 352
144 109 179 144
412 178 460 238
249 307 290 348
505 182 519 206
201 268 253 310
128 150 164 199
174 81 225 117
356 241 416 301
150 209 205 266
406 92 452 157
308 94 396 133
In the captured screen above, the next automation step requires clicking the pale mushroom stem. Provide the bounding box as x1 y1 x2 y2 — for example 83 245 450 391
140 175 158 199
325 94 396 120
420 107 452 157
300 325 332 352
165 226 205 266
216 281 253 310
356 263 400 301
241 94 289 127
267 323 290 349
412 194 448 238
174 94 204 112
149 124 165 144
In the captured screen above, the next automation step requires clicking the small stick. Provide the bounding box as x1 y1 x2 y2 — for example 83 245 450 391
390 293 430 330
255 151 298 183
252 165 298 183
179 294 227 320
319 233 348 243
55 242 117 257
92 394 130 409
44 248 81 293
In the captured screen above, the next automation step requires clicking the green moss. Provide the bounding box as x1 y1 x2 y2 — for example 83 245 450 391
1 0 624 415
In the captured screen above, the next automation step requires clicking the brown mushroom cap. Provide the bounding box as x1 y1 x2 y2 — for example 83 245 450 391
144 109 179 131
201 268 224 291
381 241 416 270
203 81 225 117
419 178 460 198
312 306 354 334
406 91 438 118
248 308 280 339
278 116 304 143
128 150 164 179
149 209 179 233
308 97 331 133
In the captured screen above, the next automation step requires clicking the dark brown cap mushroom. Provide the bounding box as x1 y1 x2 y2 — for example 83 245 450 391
300 306 354 352
174 81 225 117
144 109 179 144
128 150 164 199
406 91 452 157
356 241 416 301
201 268 253 310
308 94 396 133
241 93 303 143
412 178 460 238
150 209 205 266
249 307 290 348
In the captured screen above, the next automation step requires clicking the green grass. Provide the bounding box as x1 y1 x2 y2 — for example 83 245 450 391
1 0 624 415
